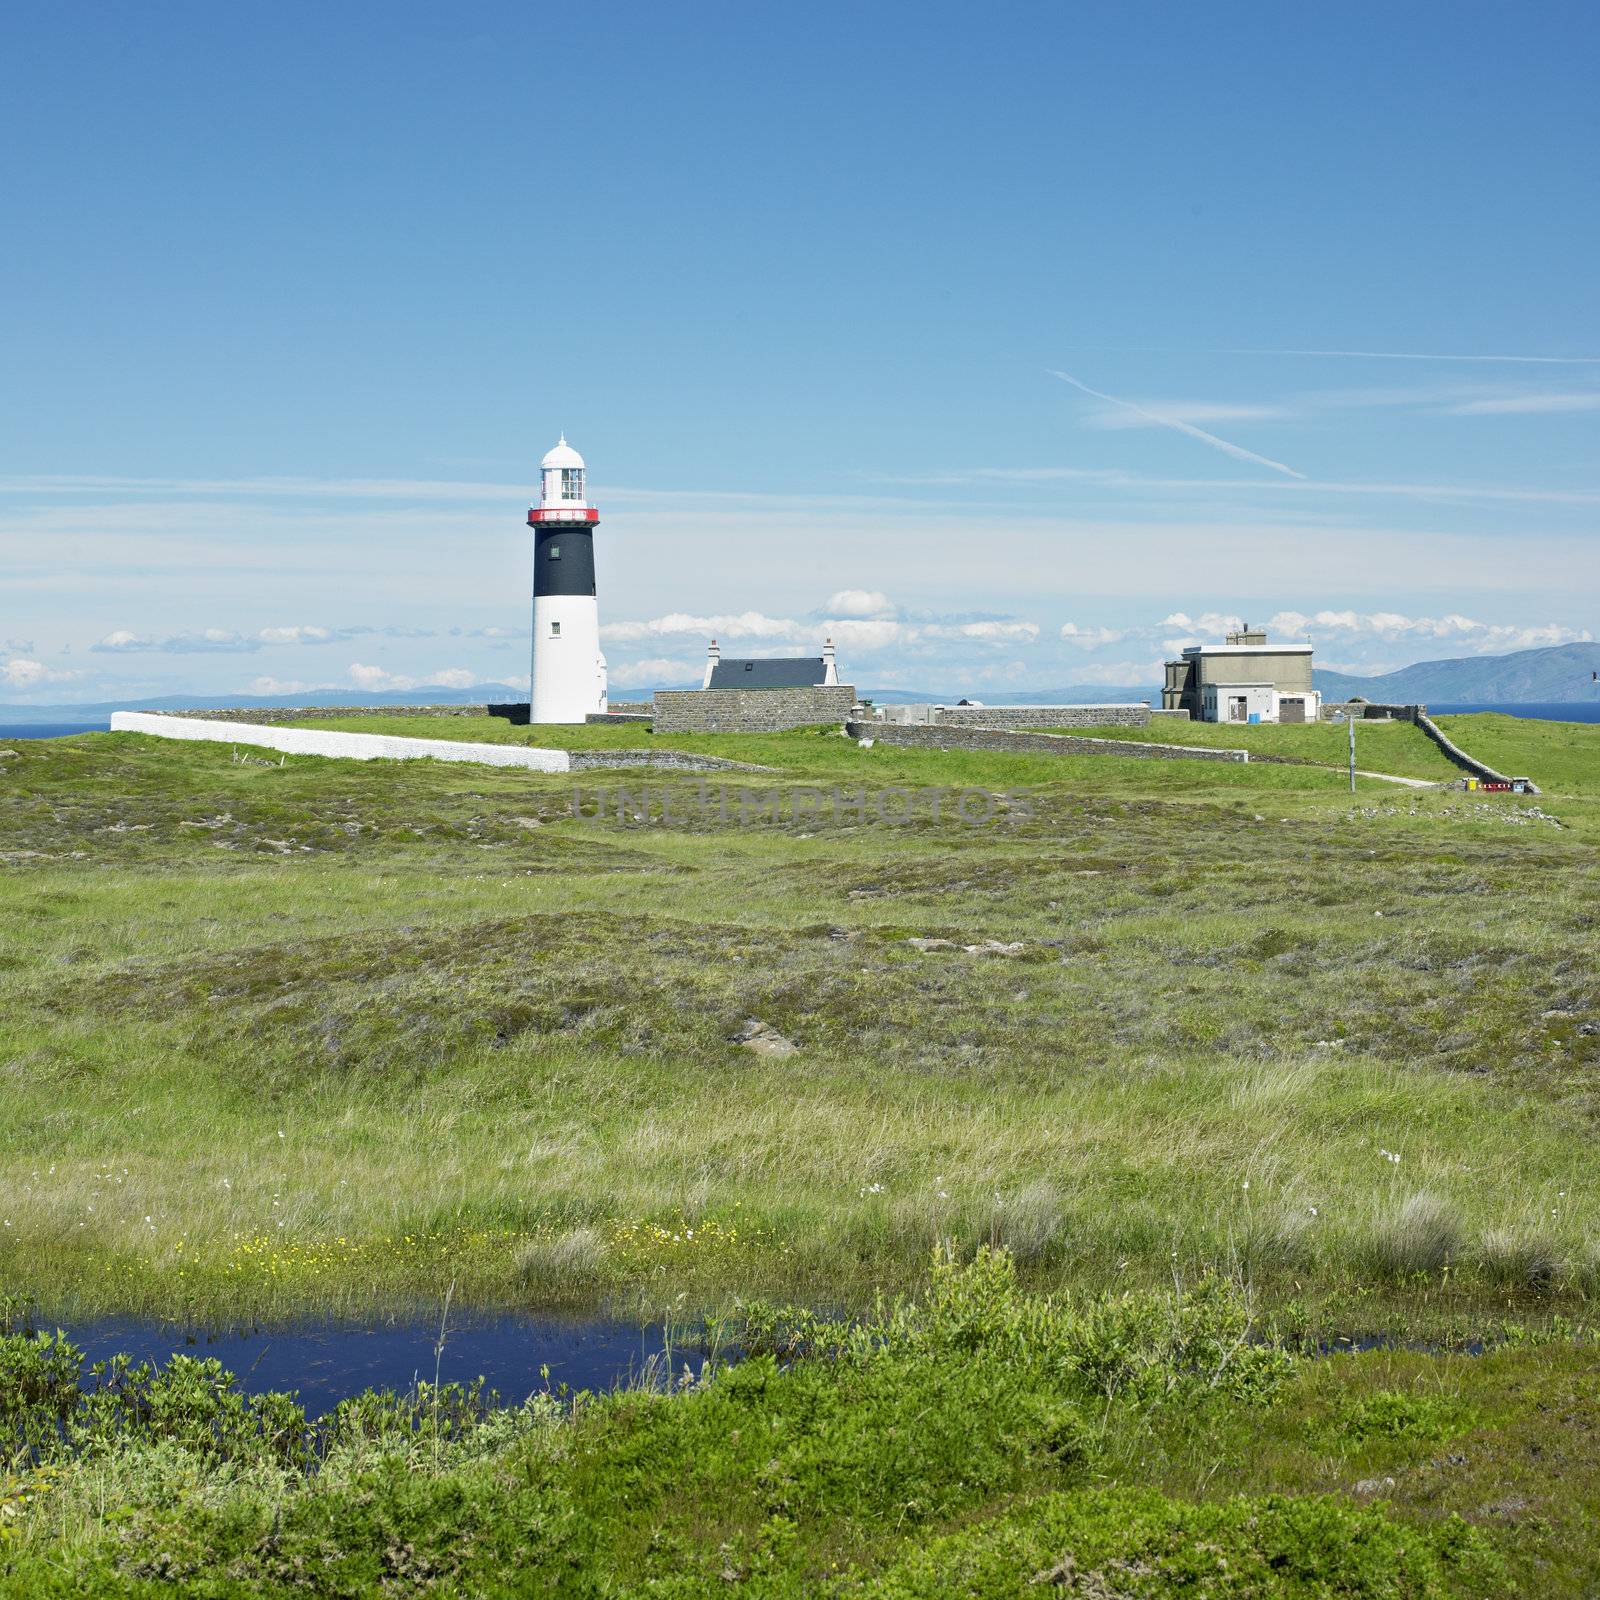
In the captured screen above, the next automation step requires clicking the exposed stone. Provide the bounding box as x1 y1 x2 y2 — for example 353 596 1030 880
733 1019 798 1057
906 937 959 952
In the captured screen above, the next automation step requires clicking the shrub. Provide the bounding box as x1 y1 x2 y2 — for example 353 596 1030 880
1363 1192 1461 1279
1317 1389 1478 1451
863 1486 1503 1599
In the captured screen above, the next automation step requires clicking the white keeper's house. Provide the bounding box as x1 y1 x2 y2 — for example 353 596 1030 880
1162 625 1320 724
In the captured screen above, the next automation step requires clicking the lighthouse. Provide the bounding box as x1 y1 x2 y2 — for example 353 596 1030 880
527 436 607 724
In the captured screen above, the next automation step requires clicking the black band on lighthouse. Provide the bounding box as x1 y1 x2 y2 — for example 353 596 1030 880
533 526 597 597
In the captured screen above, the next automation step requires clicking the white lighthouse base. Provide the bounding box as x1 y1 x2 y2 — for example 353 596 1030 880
531 595 607 724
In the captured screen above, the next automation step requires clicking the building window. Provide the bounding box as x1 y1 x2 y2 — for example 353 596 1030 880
561 467 584 499
551 621 561 637
549 545 560 560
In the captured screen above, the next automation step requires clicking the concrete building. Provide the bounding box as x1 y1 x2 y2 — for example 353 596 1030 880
1161 625 1320 724
528 437 607 724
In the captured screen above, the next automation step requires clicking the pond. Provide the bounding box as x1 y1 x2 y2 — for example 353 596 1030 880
64 1313 729 1417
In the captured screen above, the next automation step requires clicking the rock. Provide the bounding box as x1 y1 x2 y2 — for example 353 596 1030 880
1480 1495 1531 1520
906 937 959 952
1353 1476 1396 1496
964 939 1028 957
733 1019 797 1058
857 737 875 749
0 749 18 760
1542 1009 1574 1020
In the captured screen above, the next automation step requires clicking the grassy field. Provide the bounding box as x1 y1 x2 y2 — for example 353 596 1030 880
4 719 1600 1592
3 722 1598 1328
1084 714 1463 780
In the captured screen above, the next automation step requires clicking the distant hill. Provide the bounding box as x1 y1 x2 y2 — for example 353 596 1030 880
1314 641 1600 705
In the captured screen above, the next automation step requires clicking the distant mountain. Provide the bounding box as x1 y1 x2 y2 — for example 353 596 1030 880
1314 641 1600 705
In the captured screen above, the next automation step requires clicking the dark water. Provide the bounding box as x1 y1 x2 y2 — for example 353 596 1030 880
65 1314 724 1417
1428 702 1600 722
0 722 110 739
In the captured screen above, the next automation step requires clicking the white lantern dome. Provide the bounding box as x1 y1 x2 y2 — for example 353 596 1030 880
540 435 585 471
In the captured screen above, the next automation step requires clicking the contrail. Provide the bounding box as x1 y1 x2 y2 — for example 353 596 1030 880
1218 348 1600 365
1047 370 1306 480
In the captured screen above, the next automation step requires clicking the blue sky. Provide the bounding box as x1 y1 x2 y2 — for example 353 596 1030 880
3 0 1597 701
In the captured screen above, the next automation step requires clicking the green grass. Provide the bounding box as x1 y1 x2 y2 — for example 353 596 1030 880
2 727 1599 1331
1083 714 1464 780
1434 712 1600 797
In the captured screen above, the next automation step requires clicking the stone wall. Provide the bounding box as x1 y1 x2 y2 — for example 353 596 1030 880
652 685 858 734
845 720 1248 762
171 703 499 725
1414 711 1538 792
870 703 1150 729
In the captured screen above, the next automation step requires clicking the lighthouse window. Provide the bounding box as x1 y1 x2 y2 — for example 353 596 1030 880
561 468 584 499
549 545 560 559
551 621 561 637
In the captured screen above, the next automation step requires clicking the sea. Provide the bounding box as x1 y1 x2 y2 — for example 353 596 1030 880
0 721 113 739
1426 703 1600 723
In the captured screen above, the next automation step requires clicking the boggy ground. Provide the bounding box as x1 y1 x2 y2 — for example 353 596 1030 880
3 1251 1599 1596
4 720 1600 1592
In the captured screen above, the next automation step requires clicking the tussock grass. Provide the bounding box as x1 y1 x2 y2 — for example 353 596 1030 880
1363 1193 1463 1279
1477 1228 1564 1296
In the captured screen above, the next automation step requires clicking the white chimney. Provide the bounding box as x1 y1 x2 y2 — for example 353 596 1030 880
703 638 720 689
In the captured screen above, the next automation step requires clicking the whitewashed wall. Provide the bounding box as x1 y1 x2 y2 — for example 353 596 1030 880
109 712 573 773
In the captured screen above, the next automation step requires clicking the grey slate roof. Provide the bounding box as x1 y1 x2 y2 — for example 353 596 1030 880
708 657 826 689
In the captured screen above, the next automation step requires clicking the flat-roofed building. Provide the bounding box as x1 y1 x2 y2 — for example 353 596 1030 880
1162 625 1319 724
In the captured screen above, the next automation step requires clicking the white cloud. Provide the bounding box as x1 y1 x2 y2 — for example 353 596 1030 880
258 625 335 644
1443 392 1600 416
1219 348 1600 365
1059 623 1125 648
823 588 896 618
1049 369 1306 479
820 618 906 651
1161 611 1244 637
2 657 78 689
601 611 804 643
1260 609 1591 654
950 621 1039 642
431 668 477 689
93 627 259 654
249 676 311 695
348 662 415 691
1087 402 1294 431
608 656 702 687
